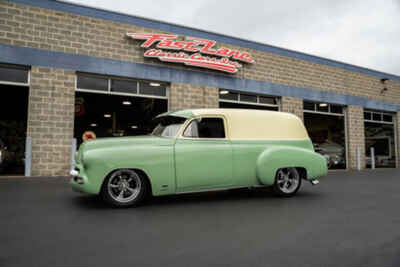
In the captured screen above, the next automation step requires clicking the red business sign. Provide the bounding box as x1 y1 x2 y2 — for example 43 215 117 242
126 33 254 73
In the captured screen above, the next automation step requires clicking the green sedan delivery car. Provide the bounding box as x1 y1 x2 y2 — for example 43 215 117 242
70 109 327 207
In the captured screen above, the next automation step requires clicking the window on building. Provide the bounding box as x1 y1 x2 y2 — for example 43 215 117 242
240 94 257 103
219 91 239 101
364 110 394 124
111 79 138 94
76 73 168 98
219 89 279 111
0 64 29 85
303 101 344 115
184 118 225 138
77 75 108 92
139 82 167 97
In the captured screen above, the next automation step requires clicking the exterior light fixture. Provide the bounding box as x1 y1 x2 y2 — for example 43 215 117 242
122 101 131 105
380 78 389 94
220 90 229 95
319 103 328 107
104 114 111 118
90 123 97 127
131 125 138 129
150 82 161 87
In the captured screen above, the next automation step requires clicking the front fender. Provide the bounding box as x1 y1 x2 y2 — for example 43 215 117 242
79 144 175 196
256 146 328 185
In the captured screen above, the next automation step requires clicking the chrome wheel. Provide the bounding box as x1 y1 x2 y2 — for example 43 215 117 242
107 169 142 203
276 167 300 194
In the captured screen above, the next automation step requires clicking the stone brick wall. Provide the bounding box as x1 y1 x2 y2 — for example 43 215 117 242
346 106 365 170
397 112 400 168
169 83 218 111
281 97 303 121
0 1 399 104
28 66 75 176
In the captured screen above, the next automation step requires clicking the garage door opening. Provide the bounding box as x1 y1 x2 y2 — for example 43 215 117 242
0 85 29 176
304 101 346 170
0 64 29 176
75 74 168 145
364 110 396 168
219 89 279 111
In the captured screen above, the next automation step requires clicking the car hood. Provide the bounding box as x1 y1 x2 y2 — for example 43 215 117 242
81 135 175 150
76 136 175 162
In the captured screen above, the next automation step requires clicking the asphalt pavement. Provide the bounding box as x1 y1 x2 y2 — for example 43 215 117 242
1 169 400 267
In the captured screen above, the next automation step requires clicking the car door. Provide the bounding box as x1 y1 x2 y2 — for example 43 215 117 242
174 116 233 192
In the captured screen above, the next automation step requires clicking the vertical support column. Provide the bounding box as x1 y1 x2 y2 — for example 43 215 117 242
169 82 218 111
281 97 304 121
370 147 375 169
24 136 32 177
71 138 77 170
27 67 76 176
346 105 366 170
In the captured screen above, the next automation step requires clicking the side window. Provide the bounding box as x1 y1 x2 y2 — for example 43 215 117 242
183 118 226 138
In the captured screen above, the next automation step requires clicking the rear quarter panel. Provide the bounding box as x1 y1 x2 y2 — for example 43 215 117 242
231 139 327 186
256 145 328 185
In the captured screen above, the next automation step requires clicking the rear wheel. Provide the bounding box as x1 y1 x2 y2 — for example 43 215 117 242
100 169 148 207
273 167 301 197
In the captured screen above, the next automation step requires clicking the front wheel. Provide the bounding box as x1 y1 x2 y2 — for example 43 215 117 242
100 169 148 207
273 167 301 197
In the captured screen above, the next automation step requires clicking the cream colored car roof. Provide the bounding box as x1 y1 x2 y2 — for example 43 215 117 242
189 109 310 140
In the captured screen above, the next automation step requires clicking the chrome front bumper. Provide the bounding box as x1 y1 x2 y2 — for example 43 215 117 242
70 169 79 177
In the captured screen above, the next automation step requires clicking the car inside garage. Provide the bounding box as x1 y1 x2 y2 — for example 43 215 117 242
303 101 347 169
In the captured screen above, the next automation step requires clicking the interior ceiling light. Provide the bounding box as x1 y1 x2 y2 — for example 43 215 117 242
104 114 111 118
122 101 131 105
90 123 97 127
150 82 161 87
220 90 229 95
319 103 328 107
131 125 138 129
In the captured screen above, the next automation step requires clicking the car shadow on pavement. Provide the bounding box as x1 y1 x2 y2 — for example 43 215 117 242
71 187 323 210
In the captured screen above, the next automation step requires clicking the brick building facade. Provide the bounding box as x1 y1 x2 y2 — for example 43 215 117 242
0 0 399 176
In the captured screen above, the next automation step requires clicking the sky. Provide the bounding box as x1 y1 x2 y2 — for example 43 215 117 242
66 0 400 75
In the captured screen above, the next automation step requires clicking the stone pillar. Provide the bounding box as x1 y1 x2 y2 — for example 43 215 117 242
346 105 365 170
281 96 303 121
169 82 219 111
397 112 400 168
27 67 75 176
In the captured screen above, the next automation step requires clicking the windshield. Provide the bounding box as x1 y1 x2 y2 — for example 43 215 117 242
151 116 187 137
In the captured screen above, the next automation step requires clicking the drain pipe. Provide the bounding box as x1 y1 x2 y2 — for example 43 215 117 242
356 147 361 171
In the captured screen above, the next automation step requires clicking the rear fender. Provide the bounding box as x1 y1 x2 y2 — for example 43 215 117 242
256 146 328 185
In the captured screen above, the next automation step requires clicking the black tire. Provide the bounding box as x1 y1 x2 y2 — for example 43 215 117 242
100 169 148 207
273 167 302 197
